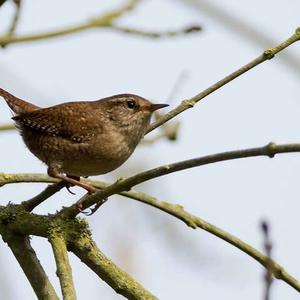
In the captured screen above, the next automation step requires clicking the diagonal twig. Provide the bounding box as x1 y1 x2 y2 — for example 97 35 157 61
147 27 300 133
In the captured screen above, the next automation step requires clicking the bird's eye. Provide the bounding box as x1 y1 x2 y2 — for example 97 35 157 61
126 100 136 109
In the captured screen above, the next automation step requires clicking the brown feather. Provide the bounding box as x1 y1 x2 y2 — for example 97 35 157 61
12 101 103 143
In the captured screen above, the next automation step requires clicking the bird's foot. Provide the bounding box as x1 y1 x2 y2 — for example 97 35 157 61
76 197 107 216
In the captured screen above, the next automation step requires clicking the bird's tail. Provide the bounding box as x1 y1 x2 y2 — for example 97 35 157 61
0 87 40 115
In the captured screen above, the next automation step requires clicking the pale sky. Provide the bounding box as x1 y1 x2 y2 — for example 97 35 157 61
0 0 299 299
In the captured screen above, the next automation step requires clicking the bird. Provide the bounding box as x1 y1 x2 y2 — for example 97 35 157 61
0 88 168 194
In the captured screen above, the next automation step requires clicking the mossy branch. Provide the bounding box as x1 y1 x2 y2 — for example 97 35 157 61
0 179 299 292
0 206 158 299
49 233 77 300
1 233 59 300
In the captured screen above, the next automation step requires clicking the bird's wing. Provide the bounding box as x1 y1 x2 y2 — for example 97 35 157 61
12 102 101 143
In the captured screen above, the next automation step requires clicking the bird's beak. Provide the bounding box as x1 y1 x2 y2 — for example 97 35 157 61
150 103 169 112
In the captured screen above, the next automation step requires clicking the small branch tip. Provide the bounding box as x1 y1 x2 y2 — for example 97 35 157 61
261 221 269 234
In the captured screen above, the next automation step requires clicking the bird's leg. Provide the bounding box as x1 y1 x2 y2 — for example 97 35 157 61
48 167 97 194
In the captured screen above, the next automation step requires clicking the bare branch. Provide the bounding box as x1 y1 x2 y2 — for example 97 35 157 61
49 233 77 300
261 221 274 300
58 142 300 216
0 0 200 47
123 190 300 292
2 233 59 300
0 0 140 47
147 27 300 133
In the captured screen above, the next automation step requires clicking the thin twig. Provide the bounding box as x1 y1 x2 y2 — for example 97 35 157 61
0 0 139 47
6 0 22 37
261 221 274 300
0 0 201 47
147 27 300 133
49 233 77 300
57 142 300 216
109 24 202 38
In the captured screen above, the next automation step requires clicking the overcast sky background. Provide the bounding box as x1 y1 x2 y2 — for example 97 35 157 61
0 0 299 299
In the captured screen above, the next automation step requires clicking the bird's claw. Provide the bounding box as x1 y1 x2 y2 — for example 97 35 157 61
76 198 107 216
65 184 76 195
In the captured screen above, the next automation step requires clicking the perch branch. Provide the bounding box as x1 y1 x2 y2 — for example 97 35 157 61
59 142 300 216
49 233 77 300
147 27 300 133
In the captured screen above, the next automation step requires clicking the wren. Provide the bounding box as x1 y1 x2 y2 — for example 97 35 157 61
0 88 168 193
